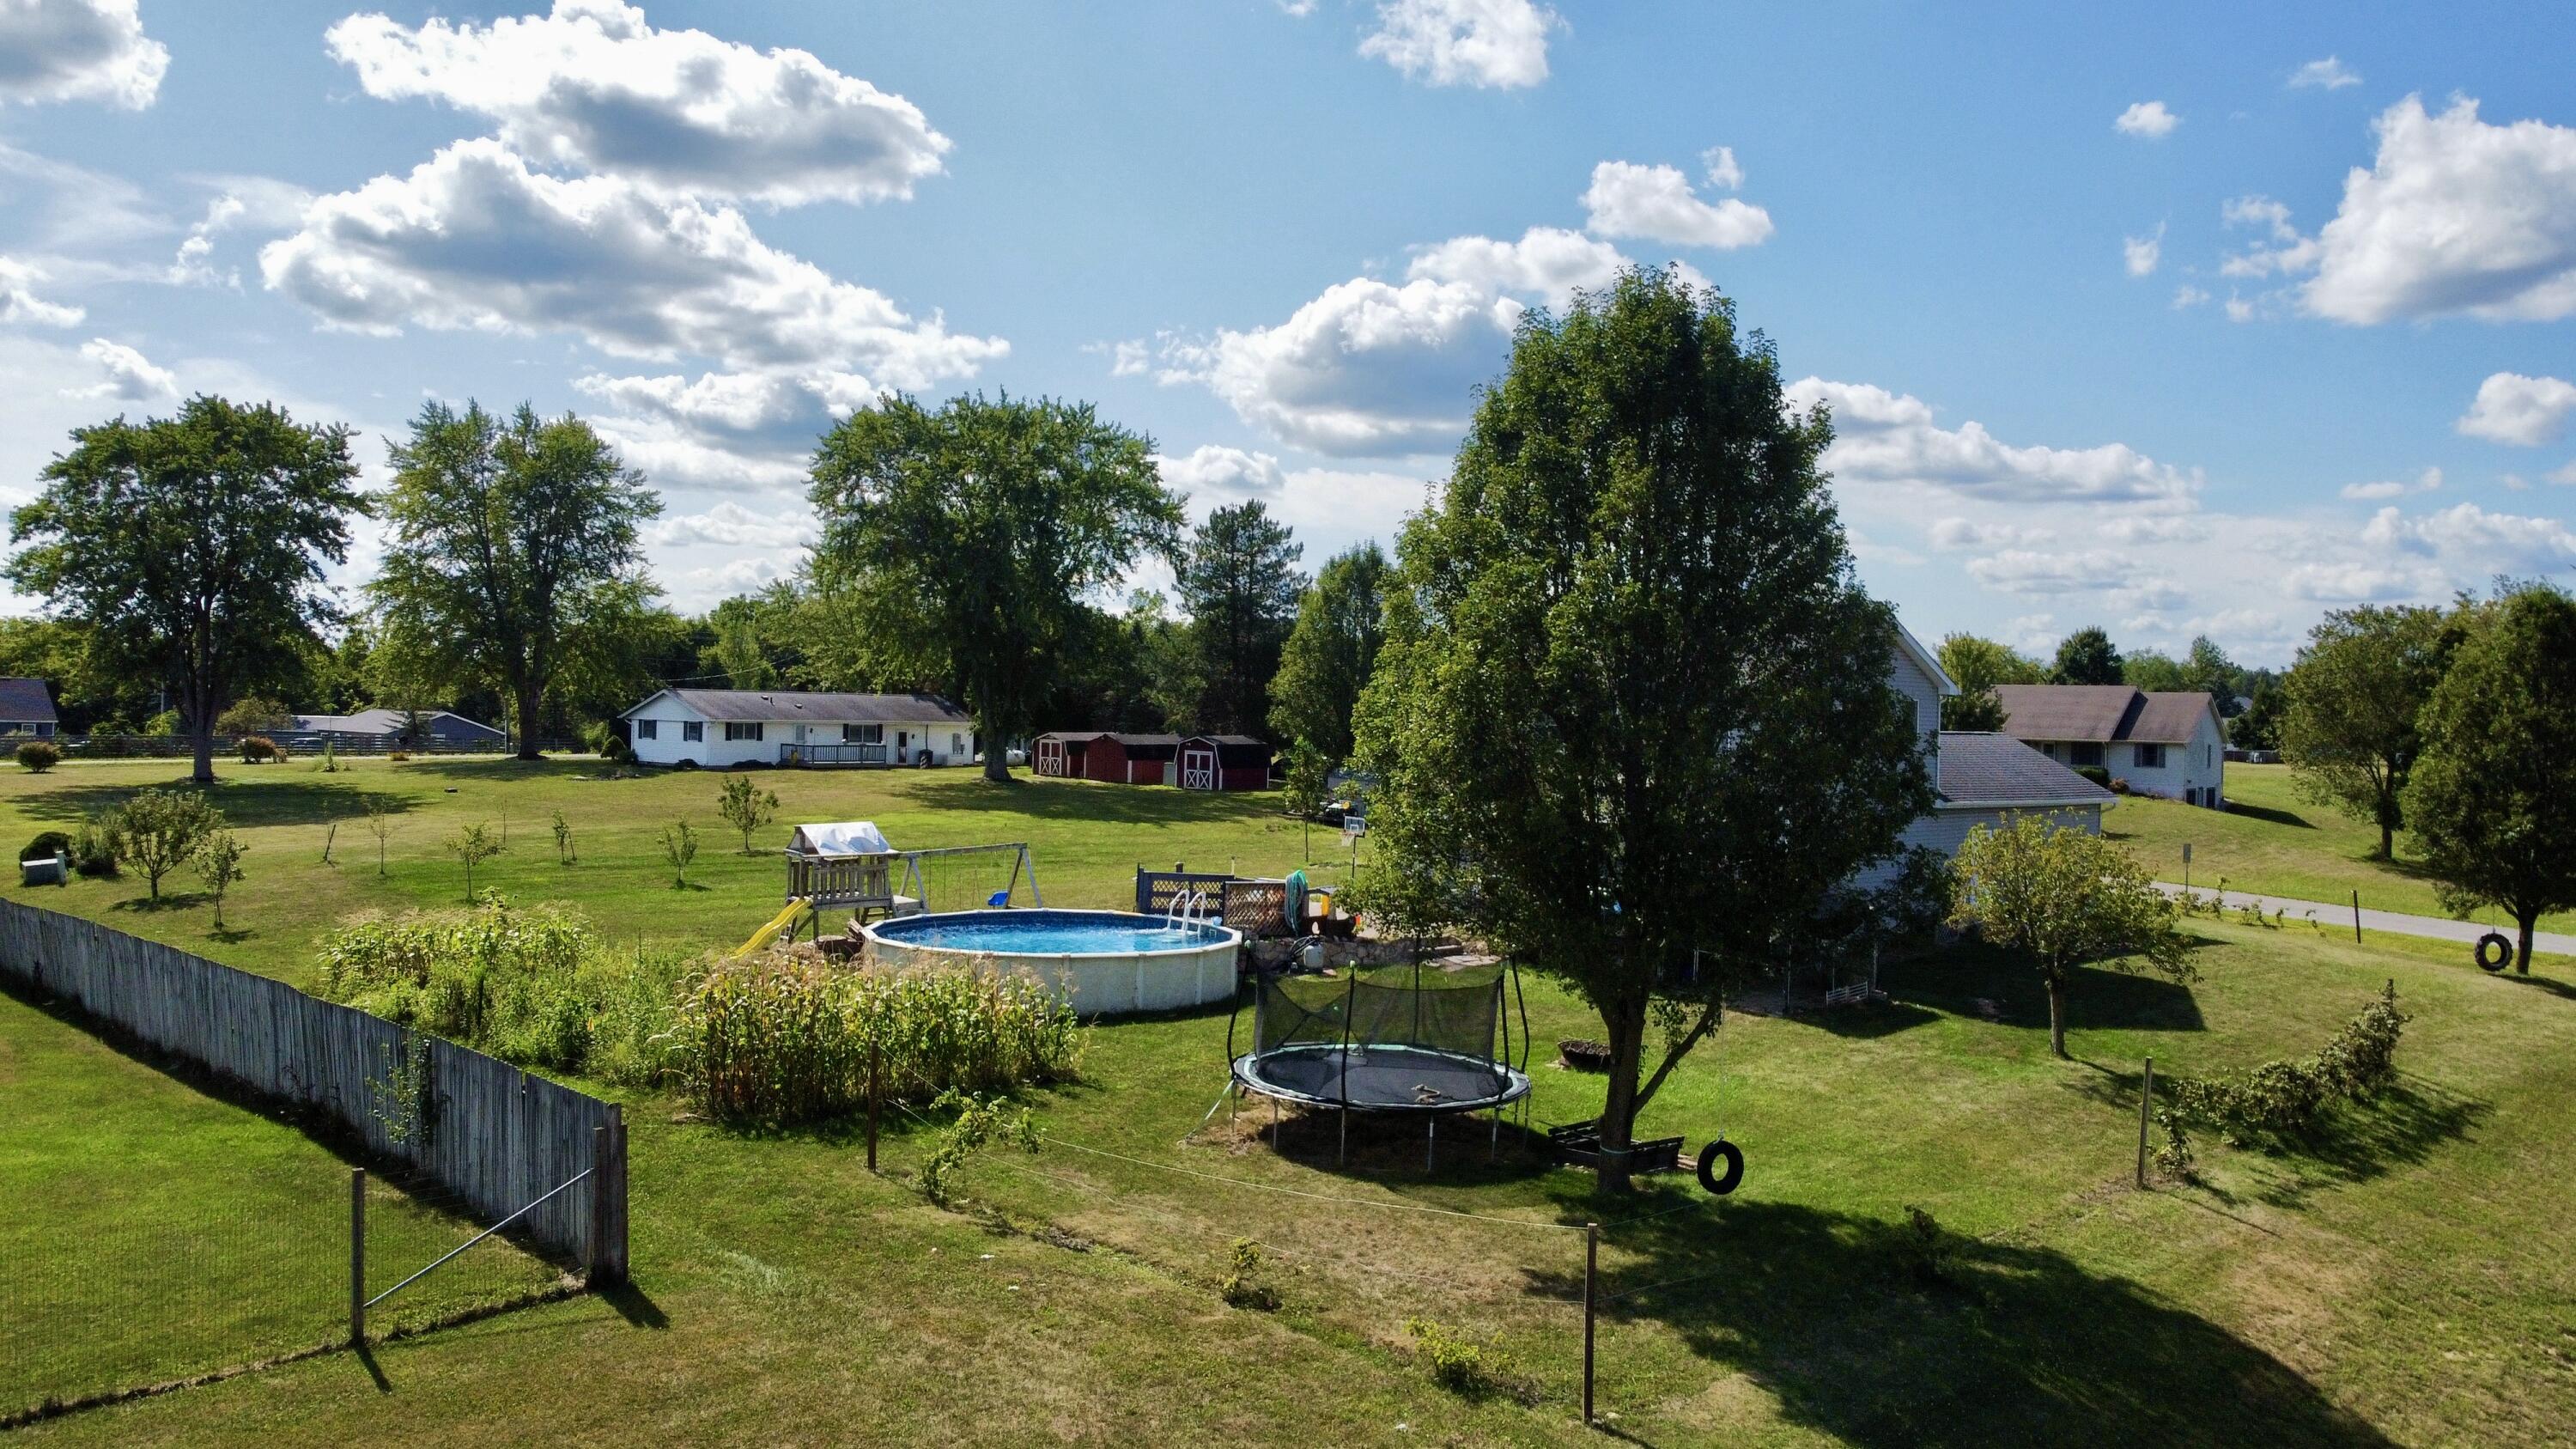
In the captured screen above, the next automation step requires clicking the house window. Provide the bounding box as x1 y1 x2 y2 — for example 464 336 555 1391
2070 742 2105 768
726 721 764 742
844 723 882 744
951 733 964 755
635 719 659 740
682 721 704 743
2133 742 2165 769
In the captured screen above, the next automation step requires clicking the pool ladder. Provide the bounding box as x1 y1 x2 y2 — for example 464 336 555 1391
1163 889 1212 934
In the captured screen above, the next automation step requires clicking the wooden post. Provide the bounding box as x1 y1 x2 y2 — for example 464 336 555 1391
349 1168 366 1347
1582 1221 1599 1428
2352 890 2363 944
590 1125 610 1282
866 1037 882 1172
2135 1056 2155 1189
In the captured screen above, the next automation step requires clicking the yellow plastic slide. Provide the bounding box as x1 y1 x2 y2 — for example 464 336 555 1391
733 898 813 958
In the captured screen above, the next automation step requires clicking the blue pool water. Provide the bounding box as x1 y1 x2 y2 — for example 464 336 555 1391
873 910 1229 955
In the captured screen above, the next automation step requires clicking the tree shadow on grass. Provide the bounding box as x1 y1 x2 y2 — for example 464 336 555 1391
1887 951 2208 1034
1528 1198 2393 1447
12 776 420 829
109 891 211 913
2226 801 2318 831
2500 972 2576 1003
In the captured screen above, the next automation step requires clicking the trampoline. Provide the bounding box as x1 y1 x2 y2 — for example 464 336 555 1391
1226 959 1532 1168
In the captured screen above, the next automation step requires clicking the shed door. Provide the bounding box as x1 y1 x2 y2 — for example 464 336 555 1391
1181 746 1217 790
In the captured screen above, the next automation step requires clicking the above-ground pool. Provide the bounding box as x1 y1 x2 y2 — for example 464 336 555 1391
862 909 1242 1015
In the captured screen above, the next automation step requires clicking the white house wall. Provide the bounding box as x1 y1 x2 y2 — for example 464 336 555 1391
628 703 975 768
2027 712 2225 804
1885 644 1945 795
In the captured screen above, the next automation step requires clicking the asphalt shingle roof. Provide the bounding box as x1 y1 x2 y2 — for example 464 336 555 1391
1937 732 2117 807
1992 685 2214 745
647 690 970 725
0 678 55 723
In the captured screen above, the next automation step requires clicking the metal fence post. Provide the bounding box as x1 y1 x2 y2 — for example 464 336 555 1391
349 1168 366 1347
866 1038 882 1172
2135 1056 2155 1188
2352 890 2363 943
1583 1221 1599 1427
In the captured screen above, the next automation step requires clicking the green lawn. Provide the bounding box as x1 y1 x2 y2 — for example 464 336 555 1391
7 757 2576 1444
2107 763 2576 936
0 990 565 1416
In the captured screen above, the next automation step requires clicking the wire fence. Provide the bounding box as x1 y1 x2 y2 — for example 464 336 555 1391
0 1160 571 1424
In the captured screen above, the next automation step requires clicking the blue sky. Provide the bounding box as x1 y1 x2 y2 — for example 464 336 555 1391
3 1 2573 667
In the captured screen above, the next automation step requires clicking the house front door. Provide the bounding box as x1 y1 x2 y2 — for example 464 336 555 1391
1181 747 1216 790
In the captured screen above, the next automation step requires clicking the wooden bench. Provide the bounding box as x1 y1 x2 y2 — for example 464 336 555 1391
1546 1119 1685 1174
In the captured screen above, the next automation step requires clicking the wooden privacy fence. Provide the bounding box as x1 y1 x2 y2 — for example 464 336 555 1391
0 900 626 1277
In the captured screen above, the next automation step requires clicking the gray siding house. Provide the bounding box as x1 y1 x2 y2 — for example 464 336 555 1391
0 678 58 737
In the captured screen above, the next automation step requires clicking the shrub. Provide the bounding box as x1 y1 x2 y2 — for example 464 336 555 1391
15 740 59 773
2108 776 2131 795
665 955 1084 1125
916 1088 1038 1205
387 749 412 763
215 696 294 736
314 897 675 1077
2166 987 2409 1146
21 831 70 862
117 788 222 898
2151 1108 2196 1181
316 739 339 773
1220 1239 1281 1311
1402 1318 1531 1402
69 814 121 877
1869 844 1953 942
238 735 281 764
1896 1203 1955 1284
583 721 635 764
2075 764 2112 788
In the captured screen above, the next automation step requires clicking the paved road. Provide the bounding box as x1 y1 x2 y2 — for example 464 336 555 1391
2154 881 2576 960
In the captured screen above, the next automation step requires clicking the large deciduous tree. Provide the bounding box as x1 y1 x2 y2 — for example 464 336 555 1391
1170 501 1303 737
2401 587 2576 973
1269 541 1388 766
371 401 662 760
7 396 365 783
2051 627 2123 685
2280 604 2446 859
1947 814 2190 1059
810 393 1182 782
1935 631 2041 732
1353 271 1932 1189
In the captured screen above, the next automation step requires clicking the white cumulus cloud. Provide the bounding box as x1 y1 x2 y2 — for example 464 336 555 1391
0 255 82 326
2339 466 2442 501
1157 444 1286 504
2288 57 2361 90
0 0 165 109
259 139 1004 387
2361 501 2576 575
1581 160 1772 250
2456 371 2576 446
63 337 174 400
2114 100 2178 138
1786 378 2203 507
1358 0 1557 90
2124 226 2162 277
323 0 949 208
2303 96 2576 324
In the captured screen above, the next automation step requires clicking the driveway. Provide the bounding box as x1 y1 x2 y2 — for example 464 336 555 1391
2154 881 2576 960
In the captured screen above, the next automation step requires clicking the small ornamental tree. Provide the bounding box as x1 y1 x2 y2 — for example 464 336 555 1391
117 788 221 898
15 740 58 773
445 822 504 901
1947 813 2192 1059
661 818 699 889
717 775 781 855
1281 739 1330 861
2402 587 2576 973
364 795 393 876
193 828 246 928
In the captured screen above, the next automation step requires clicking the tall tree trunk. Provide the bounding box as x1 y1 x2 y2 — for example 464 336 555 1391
2517 910 2537 975
1596 993 1649 1191
979 710 1011 782
2379 820 2395 861
188 680 216 785
514 679 544 761
2045 974 2070 1059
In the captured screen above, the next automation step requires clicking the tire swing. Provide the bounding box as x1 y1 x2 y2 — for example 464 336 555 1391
2476 932 2513 973
1696 1028 1745 1196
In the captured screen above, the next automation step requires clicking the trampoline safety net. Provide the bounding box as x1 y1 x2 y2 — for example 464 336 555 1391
1237 963 1528 1115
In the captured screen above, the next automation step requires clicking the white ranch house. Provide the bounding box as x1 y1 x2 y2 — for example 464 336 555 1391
620 690 976 769
1849 628 2117 892
1993 685 2227 807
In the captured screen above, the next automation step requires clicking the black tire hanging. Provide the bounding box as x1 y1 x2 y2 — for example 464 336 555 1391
1697 1138 1744 1196
2476 932 2513 973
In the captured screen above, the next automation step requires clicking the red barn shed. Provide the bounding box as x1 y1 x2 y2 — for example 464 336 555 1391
1178 735 1274 791
1033 731 1180 784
